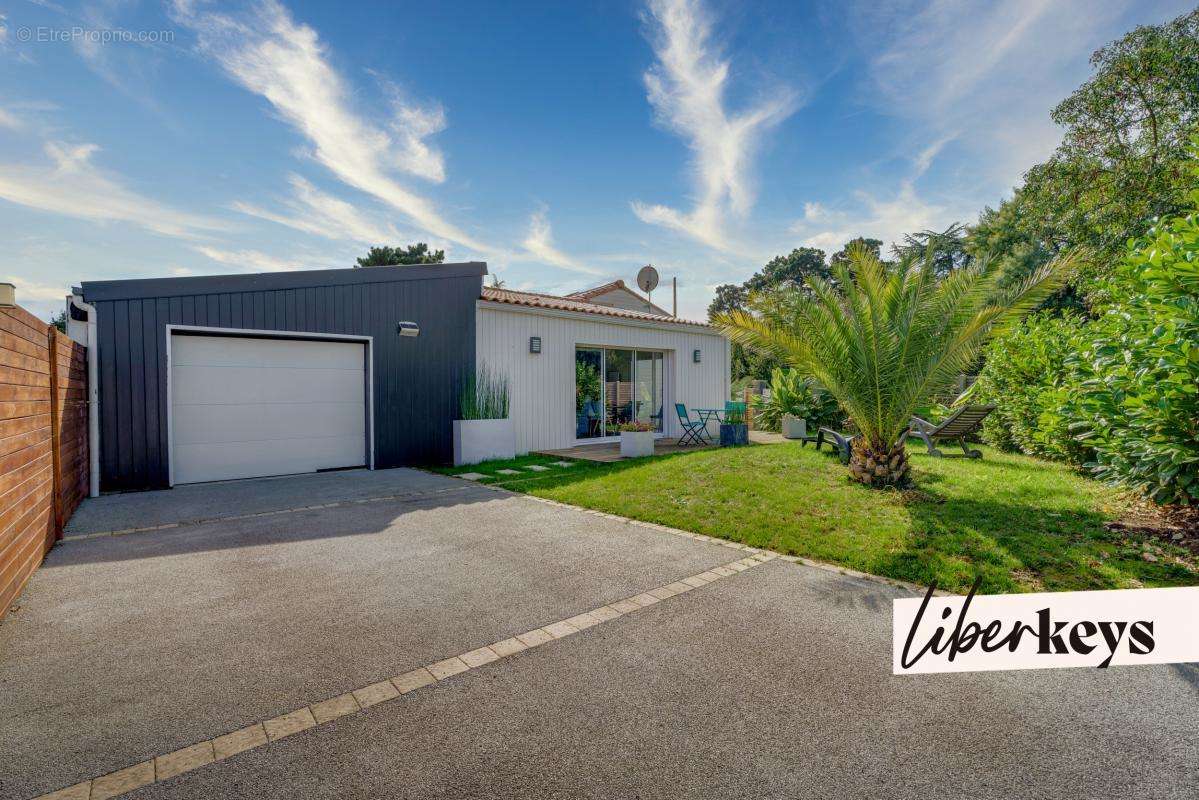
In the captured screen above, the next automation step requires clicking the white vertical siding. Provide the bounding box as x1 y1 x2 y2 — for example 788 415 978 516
476 302 730 453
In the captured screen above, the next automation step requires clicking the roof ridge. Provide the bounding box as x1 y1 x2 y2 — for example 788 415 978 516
564 279 625 299
480 286 708 328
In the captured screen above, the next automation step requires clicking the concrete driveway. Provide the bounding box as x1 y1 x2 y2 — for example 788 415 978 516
1 468 1196 799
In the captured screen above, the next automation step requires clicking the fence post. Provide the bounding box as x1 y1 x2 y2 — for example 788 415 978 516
47 325 63 539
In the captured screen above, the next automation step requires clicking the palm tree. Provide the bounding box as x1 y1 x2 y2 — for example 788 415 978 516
714 242 1070 488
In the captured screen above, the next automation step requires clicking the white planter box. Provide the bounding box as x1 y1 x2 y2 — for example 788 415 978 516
453 418 516 465
620 430 655 458
782 415 807 440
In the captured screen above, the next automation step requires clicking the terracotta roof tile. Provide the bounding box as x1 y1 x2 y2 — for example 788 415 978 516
480 287 709 328
564 279 627 300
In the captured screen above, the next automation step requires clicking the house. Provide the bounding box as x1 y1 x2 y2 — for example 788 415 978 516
67 263 728 492
478 285 727 454
562 279 672 317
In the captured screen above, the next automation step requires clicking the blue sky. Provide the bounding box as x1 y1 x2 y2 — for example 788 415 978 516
0 0 1191 321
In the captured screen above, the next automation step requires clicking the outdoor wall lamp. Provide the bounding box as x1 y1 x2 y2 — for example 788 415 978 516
529 336 542 354
693 349 702 363
397 321 420 337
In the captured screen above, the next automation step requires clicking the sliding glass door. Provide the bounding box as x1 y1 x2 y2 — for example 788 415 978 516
575 348 603 439
575 347 664 440
635 350 664 430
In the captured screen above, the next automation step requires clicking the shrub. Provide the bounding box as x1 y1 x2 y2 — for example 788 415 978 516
459 364 510 420
617 420 655 433
1070 202 1199 505
751 367 839 432
973 312 1093 465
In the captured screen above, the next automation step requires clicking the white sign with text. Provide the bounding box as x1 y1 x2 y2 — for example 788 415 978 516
893 583 1199 674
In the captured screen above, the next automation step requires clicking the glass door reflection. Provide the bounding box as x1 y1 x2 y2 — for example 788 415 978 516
575 348 603 439
605 349 634 432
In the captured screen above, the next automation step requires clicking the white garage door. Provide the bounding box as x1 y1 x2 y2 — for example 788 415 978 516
170 334 368 484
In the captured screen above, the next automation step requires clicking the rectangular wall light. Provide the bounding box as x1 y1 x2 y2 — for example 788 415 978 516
529 336 542 354
693 349 702 363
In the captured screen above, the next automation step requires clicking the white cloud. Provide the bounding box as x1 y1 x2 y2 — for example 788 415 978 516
3 275 68 303
0 107 20 130
233 174 404 244
801 202 827 222
632 0 797 251
852 0 1169 189
789 178 971 257
521 209 603 276
172 0 486 251
0 140 227 237
192 245 326 273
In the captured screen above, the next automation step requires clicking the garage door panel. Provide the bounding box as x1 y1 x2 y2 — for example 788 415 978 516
174 366 364 405
172 402 364 446
173 336 364 370
174 436 365 484
170 334 367 484
256 368 364 404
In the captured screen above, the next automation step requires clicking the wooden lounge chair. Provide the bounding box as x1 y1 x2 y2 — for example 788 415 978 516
908 405 996 458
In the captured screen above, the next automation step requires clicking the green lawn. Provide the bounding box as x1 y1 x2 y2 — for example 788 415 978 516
433 442 1198 594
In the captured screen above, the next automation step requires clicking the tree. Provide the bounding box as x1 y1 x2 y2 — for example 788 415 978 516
707 283 747 319
829 237 884 272
892 223 970 277
966 9 1199 304
49 310 67 333
714 242 1069 488
355 243 445 267
744 248 829 293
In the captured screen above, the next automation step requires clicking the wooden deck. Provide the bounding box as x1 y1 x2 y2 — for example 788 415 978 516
534 430 786 463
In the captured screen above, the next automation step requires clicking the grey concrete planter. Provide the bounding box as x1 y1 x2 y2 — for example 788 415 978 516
619 431 655 458
782 415 807 440
453 418 516 465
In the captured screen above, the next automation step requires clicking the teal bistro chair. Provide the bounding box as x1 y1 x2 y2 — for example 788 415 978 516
675 403 709 446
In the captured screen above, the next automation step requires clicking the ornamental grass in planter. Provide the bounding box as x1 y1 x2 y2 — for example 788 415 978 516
453 365 515 465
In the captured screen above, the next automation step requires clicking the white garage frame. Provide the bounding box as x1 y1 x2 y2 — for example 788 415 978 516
165 324 375 487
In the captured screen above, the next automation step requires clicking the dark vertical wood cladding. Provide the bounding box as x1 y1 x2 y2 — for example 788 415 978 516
83 265 484 492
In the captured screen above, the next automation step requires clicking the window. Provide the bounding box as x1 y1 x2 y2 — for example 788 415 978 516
575 347 663 439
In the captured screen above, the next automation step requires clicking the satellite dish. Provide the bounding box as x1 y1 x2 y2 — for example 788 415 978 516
636 265 660 294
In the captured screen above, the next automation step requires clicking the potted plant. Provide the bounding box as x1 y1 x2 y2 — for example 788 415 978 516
719 407 749 447
751 367 838 439
617 420 656 458
453 364 515 465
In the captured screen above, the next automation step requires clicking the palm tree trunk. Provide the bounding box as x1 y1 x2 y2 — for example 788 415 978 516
848 438 910 488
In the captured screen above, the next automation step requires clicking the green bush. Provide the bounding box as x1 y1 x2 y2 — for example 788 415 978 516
751 367 839 432
1070 202 1199 505
973 312 1093 465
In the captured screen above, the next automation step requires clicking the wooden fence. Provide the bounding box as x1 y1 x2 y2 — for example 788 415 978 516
0 304 88 619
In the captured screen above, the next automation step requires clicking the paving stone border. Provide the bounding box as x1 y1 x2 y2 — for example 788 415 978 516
30 553 776 800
